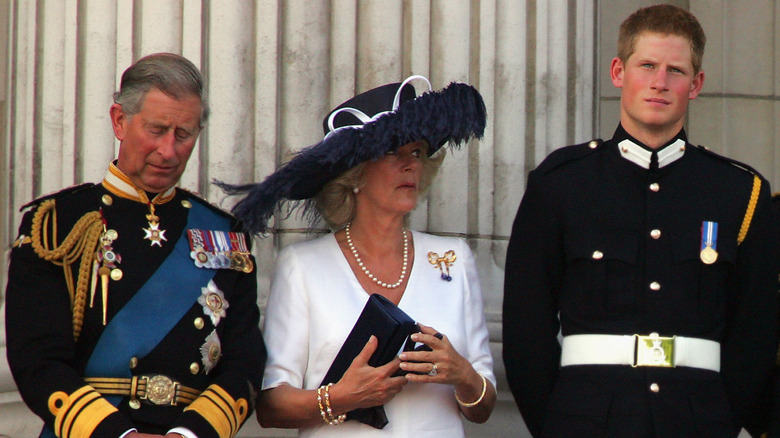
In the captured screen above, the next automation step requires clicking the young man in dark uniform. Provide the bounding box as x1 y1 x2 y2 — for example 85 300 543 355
5 53 266 438
503 5 778 437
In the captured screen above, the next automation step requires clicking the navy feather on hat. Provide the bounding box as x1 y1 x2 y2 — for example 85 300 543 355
216 76 487 235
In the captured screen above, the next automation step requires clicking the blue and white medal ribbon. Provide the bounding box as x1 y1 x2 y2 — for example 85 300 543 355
700 221 719 264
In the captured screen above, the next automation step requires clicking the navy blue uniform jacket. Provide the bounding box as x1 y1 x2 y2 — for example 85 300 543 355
503 126 778 437
6 181 266 438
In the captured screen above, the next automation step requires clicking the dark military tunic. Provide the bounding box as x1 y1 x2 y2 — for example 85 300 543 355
503 125 778 437
770 193 780 438
5 165 266 438
746 194 780 438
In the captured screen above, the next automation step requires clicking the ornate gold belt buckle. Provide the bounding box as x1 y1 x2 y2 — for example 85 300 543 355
633 333 675 367
141 374 179 406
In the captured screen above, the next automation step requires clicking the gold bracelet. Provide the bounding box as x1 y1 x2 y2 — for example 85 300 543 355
317 385 330 424
317 383 346 425
454 373 487 407
323 383 346 425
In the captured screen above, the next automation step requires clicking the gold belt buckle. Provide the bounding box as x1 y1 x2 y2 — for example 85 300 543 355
633 333 675 367
140 374 180 406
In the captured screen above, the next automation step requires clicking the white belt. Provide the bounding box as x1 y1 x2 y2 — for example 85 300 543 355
560 333 720 372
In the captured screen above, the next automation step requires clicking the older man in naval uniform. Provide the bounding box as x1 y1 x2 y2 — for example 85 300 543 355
503 5 778 437
5 53 266 438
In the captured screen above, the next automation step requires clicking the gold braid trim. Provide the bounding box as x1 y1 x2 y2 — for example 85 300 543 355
737 175 761 246
184 385 248 438
30 199 104 341
49 386 117 438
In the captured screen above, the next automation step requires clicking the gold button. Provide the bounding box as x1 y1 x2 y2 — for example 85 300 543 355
190 362 200 374
649 183 660 192
588 140 598 149
101 194 113 205
129 399 141 409
650 229 661 239
129 357 138 369
110 268 123 281
592 251 603 260
194 317 205 330
650 383 660 393
181 200 192 208
650 282 661 291
621 146 628 153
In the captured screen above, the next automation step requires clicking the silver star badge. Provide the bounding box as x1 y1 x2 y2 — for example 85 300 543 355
198 280 229 326
199 329 222 375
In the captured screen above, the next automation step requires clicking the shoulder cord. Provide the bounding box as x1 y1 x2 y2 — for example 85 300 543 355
30 199 104 341
737 175 761 246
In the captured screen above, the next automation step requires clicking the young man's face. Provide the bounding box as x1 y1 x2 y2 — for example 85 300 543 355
611 32 704 147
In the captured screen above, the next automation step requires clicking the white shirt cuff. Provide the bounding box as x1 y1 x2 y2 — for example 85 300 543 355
168 426 198 438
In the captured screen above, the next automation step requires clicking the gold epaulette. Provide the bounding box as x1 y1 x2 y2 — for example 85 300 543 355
737 175 761 245
30 199 104 341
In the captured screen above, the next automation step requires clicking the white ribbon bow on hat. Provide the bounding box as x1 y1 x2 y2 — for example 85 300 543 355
323 75 432 140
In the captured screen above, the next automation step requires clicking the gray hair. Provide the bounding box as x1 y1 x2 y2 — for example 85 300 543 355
113 52 208 126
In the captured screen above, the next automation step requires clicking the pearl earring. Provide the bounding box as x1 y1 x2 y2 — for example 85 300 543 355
352 186 360 194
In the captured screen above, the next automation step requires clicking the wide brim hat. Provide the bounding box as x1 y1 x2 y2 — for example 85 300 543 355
218 75 487 235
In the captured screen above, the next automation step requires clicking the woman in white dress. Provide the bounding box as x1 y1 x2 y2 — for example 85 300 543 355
220 76 496 437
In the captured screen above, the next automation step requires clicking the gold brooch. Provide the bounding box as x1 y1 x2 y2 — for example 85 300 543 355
428 250 456 281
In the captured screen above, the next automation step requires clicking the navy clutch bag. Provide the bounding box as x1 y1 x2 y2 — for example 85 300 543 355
320 293 418 429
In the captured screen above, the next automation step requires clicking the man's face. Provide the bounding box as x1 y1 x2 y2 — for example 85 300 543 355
111 88 202 193
611 32 704 145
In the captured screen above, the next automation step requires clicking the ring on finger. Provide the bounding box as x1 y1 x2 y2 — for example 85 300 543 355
428 363 438 376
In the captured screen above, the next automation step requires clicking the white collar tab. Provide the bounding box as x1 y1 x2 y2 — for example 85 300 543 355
618 138 686 169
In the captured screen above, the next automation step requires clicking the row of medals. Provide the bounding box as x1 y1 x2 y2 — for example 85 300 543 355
193 247 254 273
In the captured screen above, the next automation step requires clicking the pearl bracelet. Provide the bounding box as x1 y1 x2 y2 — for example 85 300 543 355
454 373 487 407
317 383 346 425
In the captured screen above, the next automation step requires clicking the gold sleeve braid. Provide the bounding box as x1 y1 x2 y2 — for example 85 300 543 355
184 385 248 438
737 175 761 246
30 199 104 341
48 386 118 438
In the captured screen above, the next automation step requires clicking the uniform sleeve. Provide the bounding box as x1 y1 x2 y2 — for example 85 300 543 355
175 248 266 438
502 172 565 437
459 239 496 386
5 210 135 438
260 245 311 390
721 179 779 426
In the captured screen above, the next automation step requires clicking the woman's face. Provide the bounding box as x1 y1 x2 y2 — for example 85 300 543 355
357 140 427 219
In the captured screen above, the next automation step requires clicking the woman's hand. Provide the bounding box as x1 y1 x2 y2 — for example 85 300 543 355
397 324 474 386
397 323 496 423
329 335 409 412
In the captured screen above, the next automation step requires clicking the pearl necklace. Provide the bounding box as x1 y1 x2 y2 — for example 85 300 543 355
345 222 409 289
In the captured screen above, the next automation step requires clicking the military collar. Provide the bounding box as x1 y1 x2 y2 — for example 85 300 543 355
618 138 686 169
102 162 176 205
613 126 687 170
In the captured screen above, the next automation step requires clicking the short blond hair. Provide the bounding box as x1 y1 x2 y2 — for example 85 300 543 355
314 148 445 230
